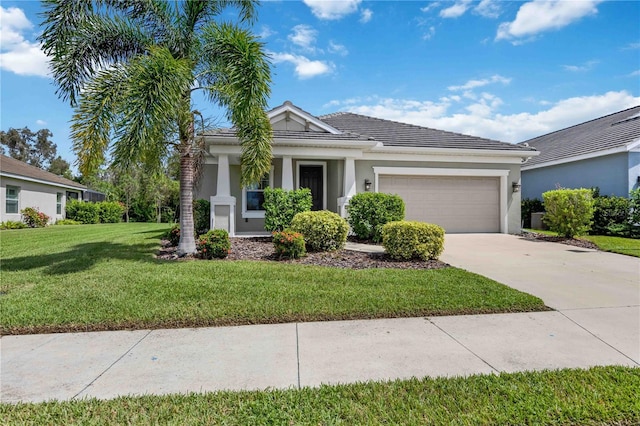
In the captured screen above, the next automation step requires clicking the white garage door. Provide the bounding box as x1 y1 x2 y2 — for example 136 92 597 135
379 175 500 233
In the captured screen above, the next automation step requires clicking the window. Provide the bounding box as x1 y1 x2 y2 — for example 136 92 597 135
6 186 19 214
56 193 63 215
242 168 273 218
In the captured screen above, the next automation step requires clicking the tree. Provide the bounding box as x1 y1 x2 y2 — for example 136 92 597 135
48 156 73 180
1 127 61 169
40 0 273 255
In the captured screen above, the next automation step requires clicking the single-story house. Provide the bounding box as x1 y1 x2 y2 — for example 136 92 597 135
0 154 86 223
520 106 640 200
197 101 538 236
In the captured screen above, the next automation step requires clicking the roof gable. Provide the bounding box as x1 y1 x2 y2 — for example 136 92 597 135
268 101 342 134
520 106 640 168
0 155 86 190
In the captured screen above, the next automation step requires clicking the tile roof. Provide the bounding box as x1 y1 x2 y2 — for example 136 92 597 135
208 128 371 142
319 112 534 152
519 106 640 167
0 154 86 189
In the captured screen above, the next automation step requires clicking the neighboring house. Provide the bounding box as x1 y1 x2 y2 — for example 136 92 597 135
0 154 86 223
520 106 640 200
197 101 538 236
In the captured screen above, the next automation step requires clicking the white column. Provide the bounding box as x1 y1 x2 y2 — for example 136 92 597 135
216 154 230 196
282 156 294 190
343 157 356 198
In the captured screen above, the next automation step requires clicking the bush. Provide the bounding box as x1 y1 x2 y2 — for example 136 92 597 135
99 201 125 223
197 229 231 259
164 224 181 247
592 195 630 236
193 199 211 236
521 198 544 229
290 210 348 252
55 219 82 225
346 192 405 242
263 188 313 232
542 188 595 238
272 230 306 259
382 221 445 261
66 200 100 224
0 221 27 230
629 188 640 238
21 207 49 228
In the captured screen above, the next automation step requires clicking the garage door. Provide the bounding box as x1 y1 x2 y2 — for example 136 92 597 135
378 175 500 233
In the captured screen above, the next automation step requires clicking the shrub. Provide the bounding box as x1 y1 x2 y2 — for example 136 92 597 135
55 219 82 225
628 188 640 238
542 188 594 238
66 200 100 224
193 199 211 236
521 198 544 229
263 188 313 232
382 221 445 261
98 201 125 223
591 195 630 236
0 221 27 230
272 230 306 259
346 192 405 242
21 207 49 228
197 229 231 259
290 210 348 252
164 224 181 247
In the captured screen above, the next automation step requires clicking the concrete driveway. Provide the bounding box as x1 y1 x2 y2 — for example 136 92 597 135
441 233 640 363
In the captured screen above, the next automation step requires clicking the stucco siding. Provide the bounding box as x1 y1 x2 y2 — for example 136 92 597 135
194 164 218 200
521 152 629 200
628 152 640 194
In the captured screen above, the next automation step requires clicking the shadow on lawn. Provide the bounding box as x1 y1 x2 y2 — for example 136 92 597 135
1 241 160 275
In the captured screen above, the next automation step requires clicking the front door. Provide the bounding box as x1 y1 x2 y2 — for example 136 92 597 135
299 165 323 210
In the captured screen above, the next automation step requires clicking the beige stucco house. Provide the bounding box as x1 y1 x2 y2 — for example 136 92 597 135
197 101 538 236
0 154 86 223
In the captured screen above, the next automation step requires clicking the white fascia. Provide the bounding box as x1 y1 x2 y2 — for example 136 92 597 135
522 140 639 171
364 146 537 165
268 102 342 134
0 172 86 191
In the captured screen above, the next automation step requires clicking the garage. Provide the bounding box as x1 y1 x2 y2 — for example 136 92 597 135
378 175 501 233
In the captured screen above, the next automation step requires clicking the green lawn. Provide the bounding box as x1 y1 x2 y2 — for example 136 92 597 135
2 366 638 425
0 223 546 334
525 229 640 257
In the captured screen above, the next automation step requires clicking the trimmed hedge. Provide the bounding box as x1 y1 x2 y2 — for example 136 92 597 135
542 188 594 238
98 201 125 223
592 195 630 236
263 188 313 232
196 229 231 259
66 200 100 224
290 210 349 252
382 221 445 261
346 192 405 242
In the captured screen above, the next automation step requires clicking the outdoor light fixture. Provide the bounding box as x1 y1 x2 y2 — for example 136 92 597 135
364 179 372 191
512 182 521 193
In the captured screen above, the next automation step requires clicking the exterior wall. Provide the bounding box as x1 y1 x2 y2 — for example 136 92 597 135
521 152 629 200
628 151 640 194
194 164 218 200
354 160 522 233
0 176 82 223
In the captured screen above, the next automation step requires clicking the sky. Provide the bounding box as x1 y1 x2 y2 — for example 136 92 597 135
1 0 639 169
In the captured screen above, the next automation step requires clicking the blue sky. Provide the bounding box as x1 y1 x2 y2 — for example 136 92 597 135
1 0 639 169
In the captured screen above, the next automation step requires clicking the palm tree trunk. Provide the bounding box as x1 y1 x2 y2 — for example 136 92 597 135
177 121 197 256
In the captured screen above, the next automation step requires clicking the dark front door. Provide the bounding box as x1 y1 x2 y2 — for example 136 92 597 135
299 165 323 210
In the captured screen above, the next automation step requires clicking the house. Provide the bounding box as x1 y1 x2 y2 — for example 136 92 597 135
0 154 86 223
197 101 538 236
520 106 640 200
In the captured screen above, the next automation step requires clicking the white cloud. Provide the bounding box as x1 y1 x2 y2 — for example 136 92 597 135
448 74 511 91
360 8 373 23
288 25 318 52
421 2 441 13
422 26 436 41
629 70 640 77
474 0 501 18
621 42 640 50
0 6 50 77
497 0 602 42
258 25 275 39
36 119 47 126
303 0 361 20
326 91 640 143
440 0 472 18
270 52 333 79
562 60 598 72
328 41 348 56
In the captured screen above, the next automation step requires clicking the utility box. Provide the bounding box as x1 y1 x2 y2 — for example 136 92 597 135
531 212 547 230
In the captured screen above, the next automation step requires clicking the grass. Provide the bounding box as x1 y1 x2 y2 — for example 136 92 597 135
0 223 547 334
525 229 640 257
2 366 638 425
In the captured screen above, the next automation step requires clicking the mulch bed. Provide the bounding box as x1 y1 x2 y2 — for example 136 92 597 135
518 231 600 250
157 237 448 270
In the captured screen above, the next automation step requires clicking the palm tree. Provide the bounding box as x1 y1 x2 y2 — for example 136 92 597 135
40 0 273 255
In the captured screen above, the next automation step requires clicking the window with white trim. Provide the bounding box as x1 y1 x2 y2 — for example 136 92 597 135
6 185 19 214
242 168 273 218
56 192 63 215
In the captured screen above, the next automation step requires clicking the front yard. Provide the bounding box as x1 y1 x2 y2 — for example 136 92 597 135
525 229 640 257
0 223 547 334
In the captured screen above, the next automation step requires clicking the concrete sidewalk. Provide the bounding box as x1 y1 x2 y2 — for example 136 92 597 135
2 235 639 403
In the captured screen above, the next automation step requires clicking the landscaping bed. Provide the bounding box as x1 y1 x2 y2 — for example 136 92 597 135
157 237 447 270
519 231 600 250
